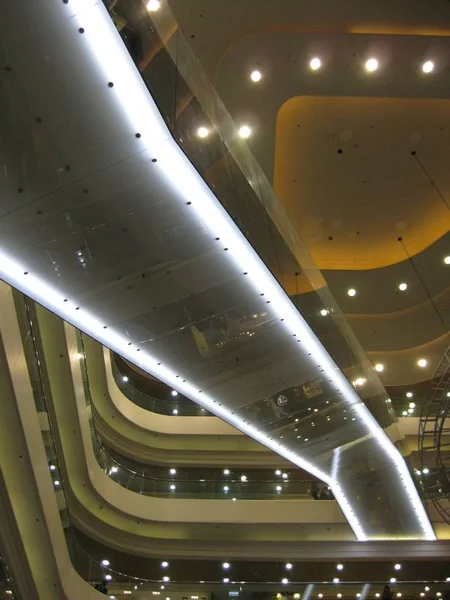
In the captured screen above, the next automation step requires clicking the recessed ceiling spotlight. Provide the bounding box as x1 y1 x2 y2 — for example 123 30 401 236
240 475 247 482
222 562 230 570
320 309 329 316
101 559 110 566
347 288 356 297
398 283 408 291
282 579 289 585
375 363 384 372
223 579 229 584
365 58 379 72
376 594 380 598
105 575 112 581
282 473 288 479
122 375 129 382
310 57 322 70
171 390 178 396
406 392 413 398
422 60 434 73
197 127 209 138
172 408 178 415
161 562 169 568
169 468 176 475
390 578 396 583
409 402 416 409
423 468 429 474
396 595 402 598
250 70 262 82
333 578 340 584
146 0 160 11
337 564 344 570
238 125 251 139
337 595 342 598
420 594 425 597
162 576 170 582
224 469 230 475
444 256 450 265
285 563 293 570
318 595 323 598
169 484 176 490
275 470 282 475
402 411 408 416
276 485 282 491
417 358 428 368
425 588 430 592
394 564 401 570
408 408 414 414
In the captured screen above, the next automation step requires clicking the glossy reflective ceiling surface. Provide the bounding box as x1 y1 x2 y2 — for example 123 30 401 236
0 0 433 539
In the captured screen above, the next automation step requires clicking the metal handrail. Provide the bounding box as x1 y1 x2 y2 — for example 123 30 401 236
418 344 450 522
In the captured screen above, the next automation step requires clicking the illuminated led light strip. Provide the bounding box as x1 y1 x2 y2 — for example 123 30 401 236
0 0 434 541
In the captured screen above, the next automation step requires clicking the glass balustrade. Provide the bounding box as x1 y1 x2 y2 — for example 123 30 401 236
112 351 211 416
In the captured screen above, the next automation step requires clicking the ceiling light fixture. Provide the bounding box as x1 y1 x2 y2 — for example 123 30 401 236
286 563 293 570
347 288 356 297
390 578 396 583
282 579 289 585
365 58 379 72
240 475 247 482
146 0 160 11
172 408 178 415
238 125 251 139
122 375 129 382
169 468 176 475
197 127 209 138
3 0 434 546
394 564 401 570
161 562 169 568
170 390 178 396
222 563 230 570
320 309 328 316
333 578 340 584
406 392 413 398
310 57 322 70
444 256 450 265
409 402 415 409
224 469 230 475
374 363 384 372
417 358 428 368
337 564 344 571
422 61 434 73
101 560 110 567
250 70 262 82
398 283 408 291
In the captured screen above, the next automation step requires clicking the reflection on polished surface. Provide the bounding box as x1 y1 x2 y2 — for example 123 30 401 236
112 352 212 416
0 0 434 539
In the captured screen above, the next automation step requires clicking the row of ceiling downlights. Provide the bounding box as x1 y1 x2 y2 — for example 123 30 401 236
193 56 444 140
98 559 450 589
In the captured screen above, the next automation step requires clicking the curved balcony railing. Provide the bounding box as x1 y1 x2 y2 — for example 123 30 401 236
418 345 450 522
112 352 210 416
12 290 445 593
81 334 326 500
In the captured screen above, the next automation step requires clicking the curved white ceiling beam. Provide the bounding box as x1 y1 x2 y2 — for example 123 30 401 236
0 0 434 540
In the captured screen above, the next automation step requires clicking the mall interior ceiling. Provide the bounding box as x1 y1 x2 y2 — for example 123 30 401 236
0 1 449 599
